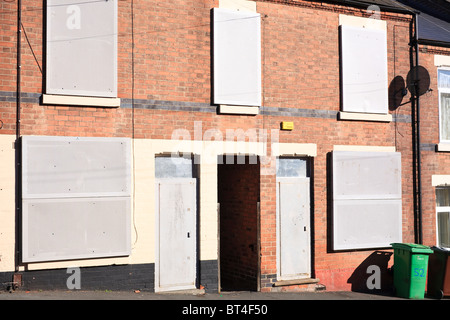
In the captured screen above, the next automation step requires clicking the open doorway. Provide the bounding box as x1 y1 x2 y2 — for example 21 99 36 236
218 155 260 291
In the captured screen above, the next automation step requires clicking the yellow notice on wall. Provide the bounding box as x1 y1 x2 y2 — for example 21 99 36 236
281 122 294 131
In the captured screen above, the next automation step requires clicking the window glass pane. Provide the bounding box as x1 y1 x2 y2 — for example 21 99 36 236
155 156 193 178
276 158 307 177
441 93 450 141
439 70 450 89
438 212 450 248
436 187 450 207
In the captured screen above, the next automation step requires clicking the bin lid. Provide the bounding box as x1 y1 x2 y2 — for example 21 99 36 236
431 246 450 253
390 243 433 253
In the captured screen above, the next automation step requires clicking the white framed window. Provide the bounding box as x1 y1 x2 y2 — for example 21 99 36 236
438 69 450 143
436 187 450 248
46 0 117 98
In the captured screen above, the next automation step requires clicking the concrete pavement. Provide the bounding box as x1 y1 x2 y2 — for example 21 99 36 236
0 289 426 300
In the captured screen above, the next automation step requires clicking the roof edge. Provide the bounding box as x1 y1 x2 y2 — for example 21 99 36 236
418 39 450 48
305 0 417 15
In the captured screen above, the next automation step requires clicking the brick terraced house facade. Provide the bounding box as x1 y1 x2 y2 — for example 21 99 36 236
396 0 450 266
0 0 448 293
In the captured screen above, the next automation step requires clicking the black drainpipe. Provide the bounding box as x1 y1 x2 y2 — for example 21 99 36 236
414 13 423 245
410 12 423 245
15 0 22 275
16 0 21 140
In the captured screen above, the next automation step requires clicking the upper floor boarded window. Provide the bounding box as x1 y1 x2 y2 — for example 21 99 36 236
212 8 262 107
339 16 389 115
46 0 117 98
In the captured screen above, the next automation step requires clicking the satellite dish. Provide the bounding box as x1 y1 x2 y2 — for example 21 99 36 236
406 66 430 97
389 75 407 111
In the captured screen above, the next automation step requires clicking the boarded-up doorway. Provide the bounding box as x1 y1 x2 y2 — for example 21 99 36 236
276 157 312 281
155 156 198 292
218 155 260 291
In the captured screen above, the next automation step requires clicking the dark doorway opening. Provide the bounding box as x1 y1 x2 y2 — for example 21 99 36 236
218 155 260 291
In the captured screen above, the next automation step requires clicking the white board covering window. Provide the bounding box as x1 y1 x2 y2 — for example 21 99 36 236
213 8 262 107
340 25 388 114
332 151 402 250
46 0 117 97
439 69 450 142
21 136 131 262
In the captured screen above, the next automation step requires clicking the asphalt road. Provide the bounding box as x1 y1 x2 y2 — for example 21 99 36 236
1 289 442 319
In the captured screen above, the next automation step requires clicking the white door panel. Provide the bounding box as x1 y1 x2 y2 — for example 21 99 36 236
156 178 197 292
277 177 311 280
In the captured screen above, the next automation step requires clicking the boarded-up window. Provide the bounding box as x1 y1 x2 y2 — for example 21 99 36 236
332 151 402 250
155 156 194 179
21 136 131 262
213 8 261 106
276 158 307 177
340 25 388 114
46 0 117 97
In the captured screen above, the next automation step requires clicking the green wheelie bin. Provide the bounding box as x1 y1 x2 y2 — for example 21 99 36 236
391 243 433 299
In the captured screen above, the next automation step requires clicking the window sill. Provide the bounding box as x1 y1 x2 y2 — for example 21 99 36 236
436 143 450 152
338 111 392 122
42 94 121 108
218 105 259 115
273 278 320 287
432 175 450 186
219 104 259 116
333 145 396 153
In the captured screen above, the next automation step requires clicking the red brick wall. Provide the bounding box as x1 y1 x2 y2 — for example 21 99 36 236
255 2 414 291
414 46 450 247
0 0 418 292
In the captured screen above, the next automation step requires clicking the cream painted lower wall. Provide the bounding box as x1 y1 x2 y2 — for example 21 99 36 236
13 138 266 272
135 138 269 265
0 135 17 272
